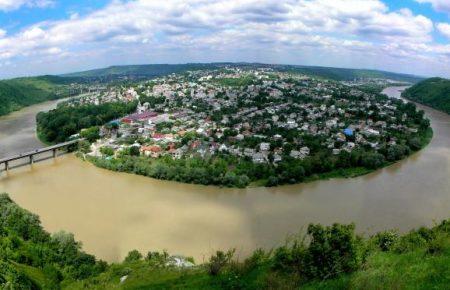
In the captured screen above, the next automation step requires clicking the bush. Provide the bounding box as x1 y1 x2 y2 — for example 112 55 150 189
266 176 279 187
100 146 114 157
145 251 169 266
80 126 100 143
303 223 364 280
427 234 447 255
362 152 385 169
208 249 235 276
0 261 37 289
124 250 143 263
373 230 399 251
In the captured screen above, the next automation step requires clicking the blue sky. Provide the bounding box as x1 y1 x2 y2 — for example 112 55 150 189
2 0 450 78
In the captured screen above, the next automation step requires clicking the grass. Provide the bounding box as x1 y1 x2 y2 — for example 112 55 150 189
303 246 450 290
63 236 450 290
12 262 58 289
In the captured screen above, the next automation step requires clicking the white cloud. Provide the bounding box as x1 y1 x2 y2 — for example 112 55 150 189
437 23 450 39
416 0 450 14
0 0 53 11
0 0 448 77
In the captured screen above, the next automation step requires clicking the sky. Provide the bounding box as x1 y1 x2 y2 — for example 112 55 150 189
3 0 450 78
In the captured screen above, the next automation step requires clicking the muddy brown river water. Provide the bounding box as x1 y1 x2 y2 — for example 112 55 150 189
0 87 449 262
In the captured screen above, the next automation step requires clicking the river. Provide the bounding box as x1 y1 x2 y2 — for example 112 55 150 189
0 87 449 263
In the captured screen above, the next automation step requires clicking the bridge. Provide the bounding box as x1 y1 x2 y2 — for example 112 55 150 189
0 139 80 172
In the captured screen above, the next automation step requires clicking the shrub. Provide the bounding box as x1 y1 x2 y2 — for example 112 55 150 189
303 223 364 280
145 251 169 266
426 234 447 255
124 250 143 263
373 230 399 251
362 153 385 169
80 126 100 143
208 249 235 276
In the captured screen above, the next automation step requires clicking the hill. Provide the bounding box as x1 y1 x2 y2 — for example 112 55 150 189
63 63 424 83
1 192 449 289
403 77 450 114
0 63 425 117
0 76 78 116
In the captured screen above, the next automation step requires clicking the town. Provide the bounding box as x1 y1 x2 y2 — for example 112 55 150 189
35 67 429 187
74 69 421 163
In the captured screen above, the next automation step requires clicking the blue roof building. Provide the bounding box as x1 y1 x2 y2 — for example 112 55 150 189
343 128 354 136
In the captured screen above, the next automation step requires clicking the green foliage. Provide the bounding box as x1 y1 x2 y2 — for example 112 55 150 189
99 147 114 157
37 101 136 143
212 76 255 87
145 251 169 267
272 223 365 281
1 192 448 289
386 144 410 162
208 249 236 276
0 193 104 288
66 218 450 289
403 77 450 115
80 126 100 143
304 223 364 279
78 140 91 154
361 152 385 169
373 230 399 251
124 250 143 263
0 76 75 116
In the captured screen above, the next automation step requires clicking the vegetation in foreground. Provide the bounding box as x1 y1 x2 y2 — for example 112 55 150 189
0 192 449 289
403 77 450 115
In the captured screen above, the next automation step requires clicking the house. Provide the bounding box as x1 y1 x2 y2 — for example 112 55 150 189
169 148 183 159
290 150 304 159
252 152 266 163
141 145 162 158
219 144 228 152
273 153 282 163
260 142 270 151
300 146 310 156
363 128 380 136
343 128 354 136
244 148 255 157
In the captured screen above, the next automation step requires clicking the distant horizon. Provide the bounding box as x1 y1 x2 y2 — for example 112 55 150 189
0 61 432 81
2 1 450 78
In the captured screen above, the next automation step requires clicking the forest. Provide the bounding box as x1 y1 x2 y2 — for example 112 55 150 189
0 76 76 116
403 77 450 115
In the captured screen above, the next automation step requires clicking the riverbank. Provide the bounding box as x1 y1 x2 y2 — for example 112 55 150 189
82 125 433 188
1 193 448 289
1 86 449 264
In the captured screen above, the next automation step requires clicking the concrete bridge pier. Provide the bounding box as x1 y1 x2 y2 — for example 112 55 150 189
0 139 80 173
